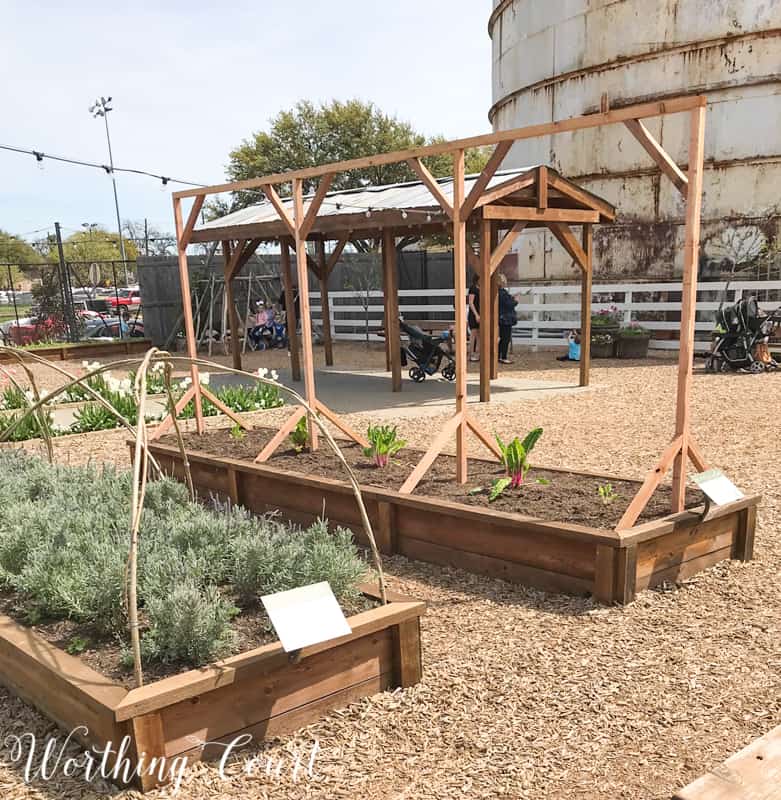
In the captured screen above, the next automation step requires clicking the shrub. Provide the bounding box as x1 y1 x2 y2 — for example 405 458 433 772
142 582 238 666
0 452 367 669
0 408 56 442
0 384 27 411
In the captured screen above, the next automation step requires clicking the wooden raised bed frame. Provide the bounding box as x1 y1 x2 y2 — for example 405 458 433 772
0 338 152 363
0 585 423 792
144 442 759 605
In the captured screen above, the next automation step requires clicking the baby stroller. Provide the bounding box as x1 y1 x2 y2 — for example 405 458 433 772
399 320 456 382
706 296 780 373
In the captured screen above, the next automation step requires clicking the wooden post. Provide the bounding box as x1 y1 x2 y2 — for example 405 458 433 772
382 238 392 372
392 618 423 688
479 217 492 401
383 229 402 392
452 150 468 482
280 239 301 382
671 105 706 511
222 241 243 372
316 239 334 366
172 196 205 433
490 224 499 380
579 224 593 387
292 179 318 449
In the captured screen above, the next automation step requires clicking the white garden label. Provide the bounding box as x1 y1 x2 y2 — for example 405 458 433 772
691 469 744 506
261 581 352 653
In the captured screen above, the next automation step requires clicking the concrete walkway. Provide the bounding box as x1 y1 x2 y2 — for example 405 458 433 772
211 367 593 419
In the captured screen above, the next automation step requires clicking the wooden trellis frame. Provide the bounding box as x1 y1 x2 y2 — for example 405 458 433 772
160 94 709 525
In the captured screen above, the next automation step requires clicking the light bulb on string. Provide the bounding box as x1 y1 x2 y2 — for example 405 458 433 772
401 210 408 220
33 151 44 171
365 208 372 218
160 177 169 192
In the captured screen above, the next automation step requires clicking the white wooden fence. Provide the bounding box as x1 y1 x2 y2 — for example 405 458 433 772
309 280 781 352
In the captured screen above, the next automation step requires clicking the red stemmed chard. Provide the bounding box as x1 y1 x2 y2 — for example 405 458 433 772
490 427 543 501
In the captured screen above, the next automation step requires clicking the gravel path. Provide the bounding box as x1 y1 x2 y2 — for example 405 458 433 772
1 345 779 799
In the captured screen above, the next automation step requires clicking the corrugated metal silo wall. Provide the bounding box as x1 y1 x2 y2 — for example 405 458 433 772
489 0 781 282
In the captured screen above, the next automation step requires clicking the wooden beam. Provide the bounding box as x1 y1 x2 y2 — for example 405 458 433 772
490 224 499 380
255 406 307 463
548 222 589 271
473 169 537 209
460 141 512 219
201 385 251 431
326 234 349 275
180 195 205 248
407 158 454 220
624 118 688 197
579 224 593 388
316 239 333 366
452 150 468 483
174 95 707 199
672 105 706 511
490 222 526 274
222 240 243 372
546 173 617 221
483 206 599 224
261 183 296 238
227 238 262 281
399 412 463 494
465 413 503 460
300 174 334 239
616 436 684 530
292 178 319 449
383 229 402 392
536 165 548 210
280 239 301 382
313 399 369 448
479 217 492 402
173 196 204 432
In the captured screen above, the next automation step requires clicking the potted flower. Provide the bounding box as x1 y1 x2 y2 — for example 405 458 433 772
591 305 622 335
615 322 652 358
590 331 615 358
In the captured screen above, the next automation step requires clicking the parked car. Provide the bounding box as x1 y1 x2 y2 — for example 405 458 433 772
87 320 145 339
106 288 142 312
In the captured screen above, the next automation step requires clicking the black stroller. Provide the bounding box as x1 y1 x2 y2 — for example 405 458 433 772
399 320 456 382
706 296 780 373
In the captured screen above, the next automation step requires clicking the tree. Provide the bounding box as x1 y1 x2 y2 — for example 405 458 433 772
123 220 176 257
61 228 138 264
0 231 43 286
222 100 492 252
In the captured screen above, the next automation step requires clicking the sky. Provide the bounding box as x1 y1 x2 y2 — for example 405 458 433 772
1 0 492 244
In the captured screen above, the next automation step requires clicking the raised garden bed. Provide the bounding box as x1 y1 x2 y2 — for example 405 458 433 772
0 583 423 792
0 338 152 363
145 428 760 605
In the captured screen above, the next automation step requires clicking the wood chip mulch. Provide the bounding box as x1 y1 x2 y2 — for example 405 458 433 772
1 348 779 799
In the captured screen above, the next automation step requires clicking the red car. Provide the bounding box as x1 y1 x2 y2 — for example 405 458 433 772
106 289 142 312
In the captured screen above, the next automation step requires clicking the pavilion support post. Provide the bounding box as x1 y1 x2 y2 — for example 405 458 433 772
292 179 318 450
222 240 243 373
382 229 402 392
479 218 492 402
671 105 706 512
316 240 334 366
452 150 468 482
579 224 593 387
280 239 301 382
382 241 392 372
490 224 499 380
172 195 205 433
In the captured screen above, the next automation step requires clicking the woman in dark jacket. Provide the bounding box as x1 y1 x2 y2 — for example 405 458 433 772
497 273 518 364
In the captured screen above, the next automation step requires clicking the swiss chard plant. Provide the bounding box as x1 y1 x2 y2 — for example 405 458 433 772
290 416 309 453
490 427 543 502
363 424 406 468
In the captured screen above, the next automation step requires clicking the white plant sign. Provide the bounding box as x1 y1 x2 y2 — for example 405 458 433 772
691 468 744 506
261 581 351 653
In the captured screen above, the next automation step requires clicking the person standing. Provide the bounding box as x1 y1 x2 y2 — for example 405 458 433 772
497 273 519 364
467 273 480 362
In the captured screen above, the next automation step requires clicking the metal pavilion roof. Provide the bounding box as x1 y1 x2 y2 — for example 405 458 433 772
193 166 616 243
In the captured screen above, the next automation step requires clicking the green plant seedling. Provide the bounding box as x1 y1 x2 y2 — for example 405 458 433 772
290 416 309 453
490 427 543 502
598 483 618 505
363 424 406 468
66 636 90 655
536 477 551 485
229 424 246 441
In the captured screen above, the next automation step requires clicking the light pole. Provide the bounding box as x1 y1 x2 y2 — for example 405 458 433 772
89 96 129 286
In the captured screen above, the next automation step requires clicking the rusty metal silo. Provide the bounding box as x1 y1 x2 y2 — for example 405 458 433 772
489 0 781 281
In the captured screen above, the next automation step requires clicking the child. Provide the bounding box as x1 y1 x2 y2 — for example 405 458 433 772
557 330 581 362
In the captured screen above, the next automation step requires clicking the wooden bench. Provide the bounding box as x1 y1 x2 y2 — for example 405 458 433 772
674 724 781 799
